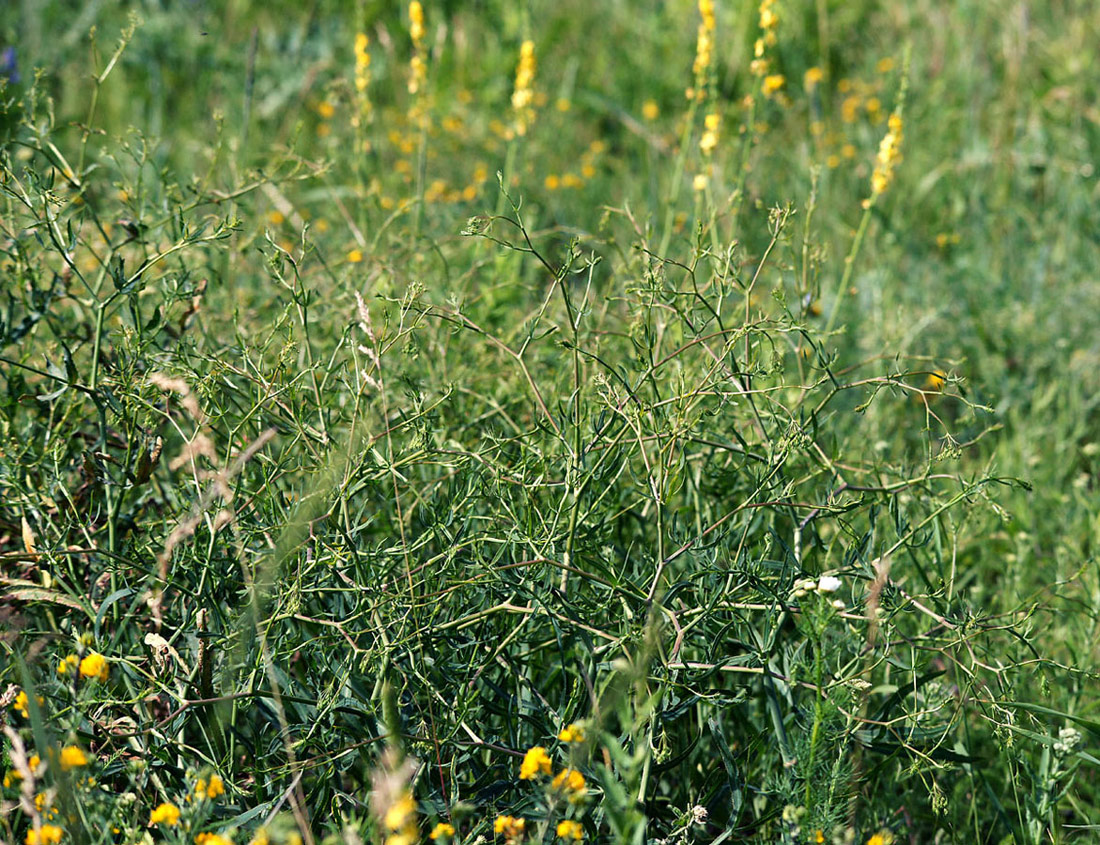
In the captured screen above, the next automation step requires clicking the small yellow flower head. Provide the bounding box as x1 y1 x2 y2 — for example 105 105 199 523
551 768 587 802
814 832 825 844
195 834 233 845
866 835 888 845
558 723 586 743
924 370 947 391
519 746 552 779
762 74 786 98
692 173 708 192
544 174 561 191
429 823 455 840
25 825 64 845
384 791 417 832
13 689 29 718
149 803 181 826
59 746 88 772
494 816 526 843
347 249 364 263
804 67 824 90
196 774 225 799
79 652 109 682
57 654 79 676
642 100 659 120
876 57 896 74
556 820 584 841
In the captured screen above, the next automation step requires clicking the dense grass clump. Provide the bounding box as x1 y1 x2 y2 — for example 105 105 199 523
2 2 1099 843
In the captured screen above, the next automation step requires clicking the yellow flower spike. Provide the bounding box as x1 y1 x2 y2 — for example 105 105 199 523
511 40 538 136
59 747 88 772
78 652 109 682
149 803 181 826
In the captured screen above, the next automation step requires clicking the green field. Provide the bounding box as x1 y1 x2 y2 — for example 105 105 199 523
2 1 1099 843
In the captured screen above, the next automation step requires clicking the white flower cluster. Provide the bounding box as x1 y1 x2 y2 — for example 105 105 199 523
791 575 845 609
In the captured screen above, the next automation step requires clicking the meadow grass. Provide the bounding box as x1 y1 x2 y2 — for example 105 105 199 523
1 1 1099 843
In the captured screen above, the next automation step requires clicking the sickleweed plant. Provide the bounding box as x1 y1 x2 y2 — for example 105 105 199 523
3 1 1098 844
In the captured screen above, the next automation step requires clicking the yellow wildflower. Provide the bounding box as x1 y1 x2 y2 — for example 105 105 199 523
384 791 417 832
691 0 716 99
642 100 659 120
762 74 785 98
79 652 109 682
25 825 64 845
511 40 537 135
544 174 561 191
519 746 552 779
867 836 885 845
347 249 364 263
876 57 896 74
552 768 587 801
692 173 708 192
59 746 88 771
429 823 455 840
57 655 78 676
558 724 585 743
409 2 424 42
804 67 824 90
870 111 903 197
494 816 525 842
556 820 584 841
13 689 29 718
195 834 232 845
149 803 181 826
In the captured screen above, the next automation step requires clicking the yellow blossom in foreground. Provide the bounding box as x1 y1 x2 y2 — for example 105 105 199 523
25 825 64 845
150 803 181 826
13 689 29 718
519 746 552 779
556 820 584 841
59 746 88 771
494 816 525 842
558 723 585 743
642 100 659 120
384 791 417 832
429 823 455 840
79 652 109 682
195 834 232 845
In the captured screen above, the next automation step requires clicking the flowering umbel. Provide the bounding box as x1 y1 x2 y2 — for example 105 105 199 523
511 40 537 136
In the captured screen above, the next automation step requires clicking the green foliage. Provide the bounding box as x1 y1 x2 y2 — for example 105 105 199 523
1 2 1099 844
